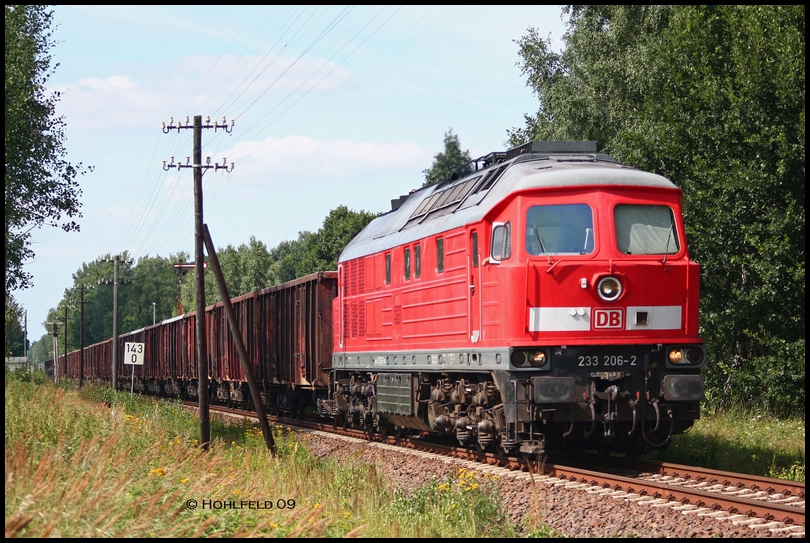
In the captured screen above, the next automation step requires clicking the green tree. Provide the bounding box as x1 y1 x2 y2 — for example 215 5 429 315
422 129 474 187
5 295 26 357
293 206 378 276
510 5 805 415
122 255 181 330
30 333 52 365
181 207 378 311
179 239 272 312
268 236 308 285
5 5 91 294
240 236 273 294
42 252 188 350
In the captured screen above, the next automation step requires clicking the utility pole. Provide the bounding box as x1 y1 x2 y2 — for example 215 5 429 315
162 115 234 451
46 321 61 383
54 304 71 380
74 284 93 387
63 303 70 375
23 309 28 362
23 309 32 366
173 260 189 315
100 255 133 390
173 259 206 315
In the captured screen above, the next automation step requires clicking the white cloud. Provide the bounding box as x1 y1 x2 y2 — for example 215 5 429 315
55 75 173 131
53 53 351 132
224 135 432 179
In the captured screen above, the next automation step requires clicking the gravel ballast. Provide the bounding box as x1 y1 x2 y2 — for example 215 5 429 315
300 429 804 538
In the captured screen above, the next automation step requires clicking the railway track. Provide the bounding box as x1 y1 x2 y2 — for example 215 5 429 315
187 401 805 536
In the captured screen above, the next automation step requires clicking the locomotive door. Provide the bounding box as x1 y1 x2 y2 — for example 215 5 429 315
469 230 481 343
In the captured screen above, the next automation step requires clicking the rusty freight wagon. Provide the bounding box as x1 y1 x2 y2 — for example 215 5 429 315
53 271 338 417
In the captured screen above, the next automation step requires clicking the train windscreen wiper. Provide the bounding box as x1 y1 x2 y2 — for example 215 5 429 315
661 222 675 265
533 222 553 265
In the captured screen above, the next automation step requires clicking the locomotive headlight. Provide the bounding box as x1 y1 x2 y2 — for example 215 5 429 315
511 349 549 368
668 348 684 363
530 350 548 367
511 350 529 367
685 347 703 364
597 276 622 302
666 346 705 367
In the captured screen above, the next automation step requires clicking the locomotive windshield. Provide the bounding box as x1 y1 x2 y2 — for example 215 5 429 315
526 204 594 255
614 204 680 255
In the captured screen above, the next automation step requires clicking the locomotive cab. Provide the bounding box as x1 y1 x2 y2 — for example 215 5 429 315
477 150 704 454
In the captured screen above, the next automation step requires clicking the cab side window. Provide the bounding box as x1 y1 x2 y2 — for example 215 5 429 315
490 222 511 262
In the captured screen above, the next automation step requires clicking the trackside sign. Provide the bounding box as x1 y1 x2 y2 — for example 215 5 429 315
124 342 145 365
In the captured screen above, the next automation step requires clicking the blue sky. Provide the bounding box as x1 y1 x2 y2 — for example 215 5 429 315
15 5 567 342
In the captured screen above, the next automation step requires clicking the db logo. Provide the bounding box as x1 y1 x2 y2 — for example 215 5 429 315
593 309 623 329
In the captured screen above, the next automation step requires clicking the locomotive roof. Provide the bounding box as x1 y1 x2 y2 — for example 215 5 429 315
339 152 678 263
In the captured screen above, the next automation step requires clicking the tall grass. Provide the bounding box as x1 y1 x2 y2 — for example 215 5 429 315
5 378 537 538
645 404 805 481
8 375 801 538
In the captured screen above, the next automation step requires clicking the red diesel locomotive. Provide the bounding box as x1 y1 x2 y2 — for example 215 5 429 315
321 140 705 456
49 141 705 457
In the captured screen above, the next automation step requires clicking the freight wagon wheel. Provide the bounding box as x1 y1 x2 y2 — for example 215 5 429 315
394 426 404 440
